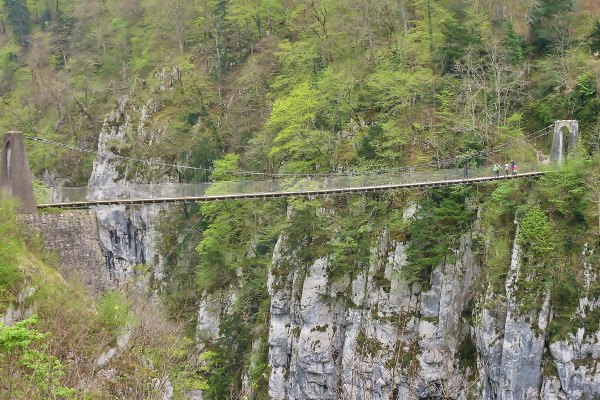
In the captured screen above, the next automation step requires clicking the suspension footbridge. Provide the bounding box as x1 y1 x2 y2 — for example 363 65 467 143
0 121 579 212
36 170 544 209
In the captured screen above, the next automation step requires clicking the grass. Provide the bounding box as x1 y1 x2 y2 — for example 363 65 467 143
95 291 132 335
0 199 25 314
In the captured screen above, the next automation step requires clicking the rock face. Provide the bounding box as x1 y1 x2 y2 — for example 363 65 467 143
476 228 551 399
265 221 480 399
87 68 183 288
193 205 600 399
541 245 600 400
75 68 599 400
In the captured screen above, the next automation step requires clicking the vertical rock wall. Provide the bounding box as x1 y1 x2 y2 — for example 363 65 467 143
194 205 600 399
87 68 182 289
475 228 551 399
264 218 480 399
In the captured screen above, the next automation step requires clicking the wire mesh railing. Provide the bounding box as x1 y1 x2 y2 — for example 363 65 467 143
37 163 543 205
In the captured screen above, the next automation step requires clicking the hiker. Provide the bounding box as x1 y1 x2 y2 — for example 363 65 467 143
513 163 519 175
463 164 470 179
510 159 515 175
504 162 509 177
492 163 499 178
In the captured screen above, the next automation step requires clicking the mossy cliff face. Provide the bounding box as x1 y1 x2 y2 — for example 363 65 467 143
86 69 186 289
266 226 478 399
192 171 600 399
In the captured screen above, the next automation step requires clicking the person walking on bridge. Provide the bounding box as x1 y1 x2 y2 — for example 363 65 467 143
513 163 519 175
510 160 515 175
493 163 499 178
504 162 509 177
463 164 470 180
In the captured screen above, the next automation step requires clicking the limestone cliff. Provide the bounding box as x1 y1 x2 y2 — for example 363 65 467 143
263 209 478 399
87 68 183 289
195 204 600 399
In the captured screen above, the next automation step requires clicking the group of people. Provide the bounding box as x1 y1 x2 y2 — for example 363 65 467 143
492 160 518 178
462 160 519 179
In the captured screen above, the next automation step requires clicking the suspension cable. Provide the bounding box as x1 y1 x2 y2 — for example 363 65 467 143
23 124 554 179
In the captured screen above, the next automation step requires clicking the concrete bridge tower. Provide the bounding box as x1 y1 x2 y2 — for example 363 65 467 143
551 120 580 165
1 132 37 214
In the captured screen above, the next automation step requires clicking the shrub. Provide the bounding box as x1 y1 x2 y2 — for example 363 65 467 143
404 187 475 287
0 199 24 313
95 291 131 334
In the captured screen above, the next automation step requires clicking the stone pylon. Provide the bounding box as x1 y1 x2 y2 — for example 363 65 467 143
1 132 37 214
551 120 579 165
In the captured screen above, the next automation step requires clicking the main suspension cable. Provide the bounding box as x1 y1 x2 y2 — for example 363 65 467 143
23 124 554 179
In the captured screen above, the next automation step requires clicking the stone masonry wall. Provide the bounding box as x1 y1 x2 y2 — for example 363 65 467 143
19 210 109 294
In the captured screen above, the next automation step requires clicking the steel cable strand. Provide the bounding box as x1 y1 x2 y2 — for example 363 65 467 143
24 124 553 180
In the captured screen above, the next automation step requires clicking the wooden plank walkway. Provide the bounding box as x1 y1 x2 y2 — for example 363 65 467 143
37 171 545 209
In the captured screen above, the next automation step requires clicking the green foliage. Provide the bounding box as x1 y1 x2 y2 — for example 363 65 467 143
488 181 520 220
479 157 598 334
228 0 285 37
4 0 31 44
530 0 574 54
548 269 581 340
576 73 597 98
194 197 281 398
1 1 600 396
514 205 558 311
404 187 475 286
590 20 600 53
479 180 534 296
0 316 46 353
210 153 240 182
439 11 482 71
573 74 600 134
267 81 331 171
95 291 131 335
518 205 557 261
327 197 381 280
456 336 477 371
357 124 382 160
504 22 524 65
0 200 203 397
19 349 77 399
367 59 435 113
541 160 589 219
0 316 76 399
195 198 285 295
0 199 23 314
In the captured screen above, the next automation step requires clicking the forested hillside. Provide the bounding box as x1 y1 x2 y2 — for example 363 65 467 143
1 0 600 181
2 0 600 399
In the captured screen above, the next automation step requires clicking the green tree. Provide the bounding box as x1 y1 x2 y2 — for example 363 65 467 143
439 15 482 71
228 0 284 37
0 316 76 398
504 22 524 65
404 187 475 286
266 80 332 172
590 20 600 53
4 0 31 45
530 0 574 54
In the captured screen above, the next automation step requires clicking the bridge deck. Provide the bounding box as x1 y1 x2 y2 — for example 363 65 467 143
37 172 544 209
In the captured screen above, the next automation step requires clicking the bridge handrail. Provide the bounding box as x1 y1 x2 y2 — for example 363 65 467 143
38 163 543 205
